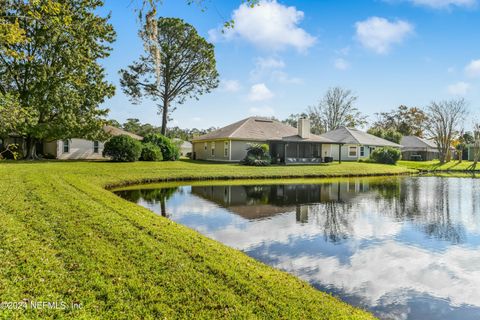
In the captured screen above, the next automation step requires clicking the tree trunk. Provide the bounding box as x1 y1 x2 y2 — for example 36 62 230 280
439 147 445 164
25 136 38 160
161 99 168 135
160 198 167 217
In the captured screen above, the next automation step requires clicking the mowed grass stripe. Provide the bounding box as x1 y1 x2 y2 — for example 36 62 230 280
0 161 394 319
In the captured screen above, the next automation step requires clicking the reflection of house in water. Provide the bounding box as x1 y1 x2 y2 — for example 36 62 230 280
116 177 471 245
190 182 375 221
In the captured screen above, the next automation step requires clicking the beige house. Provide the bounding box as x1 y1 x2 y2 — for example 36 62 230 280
1 126 142 160
191 117 340 164
173 138 193 157
319 127 401 161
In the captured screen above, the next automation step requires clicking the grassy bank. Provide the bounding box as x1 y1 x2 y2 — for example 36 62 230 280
0 160 413 319
399 160 480 172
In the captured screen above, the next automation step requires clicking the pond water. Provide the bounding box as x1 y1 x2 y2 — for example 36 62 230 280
114 176 480 320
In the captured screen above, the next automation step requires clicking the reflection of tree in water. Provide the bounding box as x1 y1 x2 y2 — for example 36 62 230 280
320 202 353 243
243 185 270 205
117 178 470 244
115 187 179 217
422 180 465 244
371 178 466 244
298 178 467 245
302 201 353 244
368 179 401 201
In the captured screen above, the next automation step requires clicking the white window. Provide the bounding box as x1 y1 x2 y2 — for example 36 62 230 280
348 146 357 157
360 146 365 157
93 141 99 153
211 142 215 156
224 141 229 157
63 140 70 153
204 142 207 151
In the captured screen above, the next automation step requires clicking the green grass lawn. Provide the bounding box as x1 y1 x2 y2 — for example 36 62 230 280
398 160 480 172
0 160 413 319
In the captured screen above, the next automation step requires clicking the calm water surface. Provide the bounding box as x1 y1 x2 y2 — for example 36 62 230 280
115 176 480 320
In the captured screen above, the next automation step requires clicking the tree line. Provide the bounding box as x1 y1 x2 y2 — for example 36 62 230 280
108 118 217 141
282 86 476 164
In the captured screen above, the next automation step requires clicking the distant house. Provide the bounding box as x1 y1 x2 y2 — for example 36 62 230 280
400 136 439 161
1 125 142 160
467 144 478 161
190 117 339 164
319 127 401 161
173 138 193 157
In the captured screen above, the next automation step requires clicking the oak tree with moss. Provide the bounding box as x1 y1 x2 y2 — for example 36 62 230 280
120 17 219 135
0 0 115 159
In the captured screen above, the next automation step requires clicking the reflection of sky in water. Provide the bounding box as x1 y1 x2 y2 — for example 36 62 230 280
116 177 480 320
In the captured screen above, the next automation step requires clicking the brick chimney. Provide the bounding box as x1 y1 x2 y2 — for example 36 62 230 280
298 118 311 138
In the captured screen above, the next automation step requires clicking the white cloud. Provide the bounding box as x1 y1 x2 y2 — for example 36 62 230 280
250 57 303 84
255 57 286 70
336 46 351 56
355 17 414 54
271 70 303 84
399 0 477 9
465 59 480 77
220 79 242 93
447 81 471 95
207 28 221 43
275 242 480 309
248 106 275 117
209 0 316 52
250 57 285 80
248 83 274 101
334 58 350 70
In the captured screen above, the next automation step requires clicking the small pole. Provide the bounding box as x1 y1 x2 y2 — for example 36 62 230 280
339 144 342 164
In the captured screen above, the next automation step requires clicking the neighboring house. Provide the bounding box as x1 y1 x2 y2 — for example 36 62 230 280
1 125 142 160
467 144 478 161
400 136 439 161
173 138 193 157
190 117 340 164
319 127 401 161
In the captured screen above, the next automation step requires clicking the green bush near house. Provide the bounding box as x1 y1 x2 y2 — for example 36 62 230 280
242 143 271 166
140 143 163 161
143 134 180 161
370 147 402 164
103 135 142 162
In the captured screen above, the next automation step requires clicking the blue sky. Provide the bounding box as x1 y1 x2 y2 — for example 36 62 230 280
99 0 480 129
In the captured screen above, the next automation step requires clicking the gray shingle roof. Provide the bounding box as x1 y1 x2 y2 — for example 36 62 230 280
319 127 401 147
400 136 438 151
104 125 143 140
191 117 335 143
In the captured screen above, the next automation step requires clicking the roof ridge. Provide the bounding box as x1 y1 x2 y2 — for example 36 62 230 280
227 117 254 138
342 126 361 144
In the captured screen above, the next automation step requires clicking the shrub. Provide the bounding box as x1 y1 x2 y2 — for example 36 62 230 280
370 147 402 164
242 143 271 166
103 135 142 162
0 144 22 160
140 143 163 161
143 134 179 161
